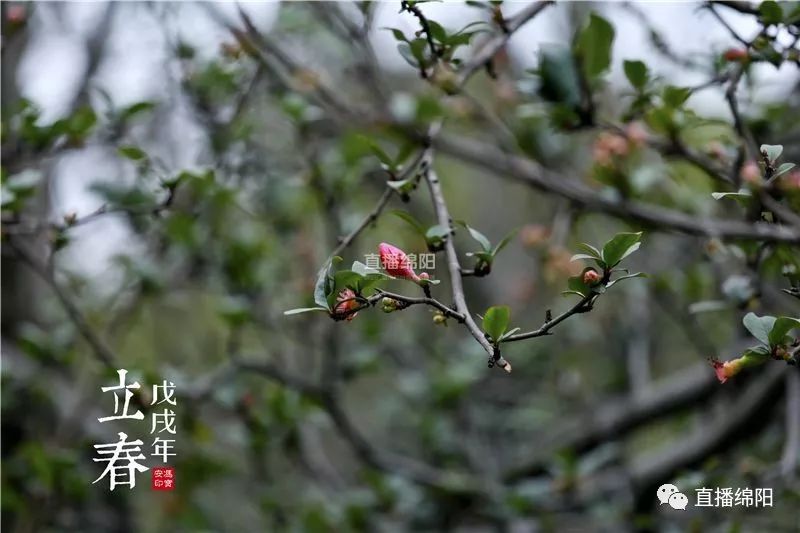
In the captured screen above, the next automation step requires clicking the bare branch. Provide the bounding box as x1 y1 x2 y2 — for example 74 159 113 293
456 1 554 85
503 292 595 342
422 153 511 371
431 133 800 244
504 363 719 481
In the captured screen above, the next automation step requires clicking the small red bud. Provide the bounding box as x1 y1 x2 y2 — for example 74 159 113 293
723 48 748 62
334 288 359 321
418 272 430 281
379 242 420 282
583 269 601 286
6 5 26 25
740 160 762 185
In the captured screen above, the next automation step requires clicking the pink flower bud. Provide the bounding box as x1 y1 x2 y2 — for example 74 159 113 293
740 161 761 185
710 352 766 383
6 5 26 24
625 121 649 147
378 242 420 281
710 358 737 384
723 48 748 62
334 288 359 321
583 269 601 286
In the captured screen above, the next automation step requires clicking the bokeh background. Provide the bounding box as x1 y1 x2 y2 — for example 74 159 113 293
2 1 800 531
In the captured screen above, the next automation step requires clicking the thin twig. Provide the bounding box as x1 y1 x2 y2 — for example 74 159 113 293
422 150 512 371
329 151 425 258
504 292 595 342
456 1 553 85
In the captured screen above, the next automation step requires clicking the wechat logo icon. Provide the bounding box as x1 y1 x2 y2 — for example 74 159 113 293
657 483 688 510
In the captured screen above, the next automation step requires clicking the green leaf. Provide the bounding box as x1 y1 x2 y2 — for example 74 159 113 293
601 232 642 267
561 290 587 298
623 60 648 90
741 345 771 362
538 45 581 107
397 43 420 69
366 139 394 168
742 312 776 346
576 243 603 261
575 13 615 78
492 228 517 257
385 27 409 43
426 225 450 238
119 101 156 122
68 106 97 137
333 270 362 292
351 260 383 278
499 327 521 341
712 190 752 200
456 221 491 252
386 177 416 194
409 38 428 62
349 261 391 293
448 30 481 47
759 1 784 24
773 162 795 179
483 305 510 342
425 224 450 242
466 251 494 264
314 258 336 311
391 210 426 235
284 307 329 315
117 145 147 161
427 20 448 43
662 85 691 108
567 272 591 296
760 144 783 163
769 316 800 346
606 272 647 288
570 254 597 262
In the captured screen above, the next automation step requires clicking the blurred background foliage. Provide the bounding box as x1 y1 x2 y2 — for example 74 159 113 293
2 1 800 532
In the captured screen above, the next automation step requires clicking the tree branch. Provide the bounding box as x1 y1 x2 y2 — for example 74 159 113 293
503 292 595 343
8 240 117 369
431 133 800 243
422 153 512 371
504 362 718 481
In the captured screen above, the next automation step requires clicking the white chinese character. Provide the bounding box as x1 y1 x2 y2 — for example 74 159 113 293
365 253 380 269
93 432 149 490
151 380 176 406
151 437 177 463
98 369 144 422
407 253 417 270
715 487 733 507
381 252 399 270
418 253 435 270
695 487 714 507
151 409 177 434
734 487 753 507
755 488 772 507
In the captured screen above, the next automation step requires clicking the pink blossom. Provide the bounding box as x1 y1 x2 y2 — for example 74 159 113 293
378 243 420 281
334 288 359 321
710 358 735 384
